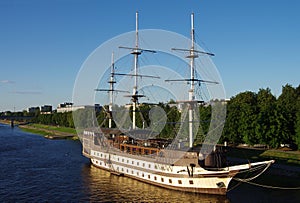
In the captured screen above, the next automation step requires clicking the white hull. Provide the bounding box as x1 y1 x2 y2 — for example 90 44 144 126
84 148 273 195
81 130 274 195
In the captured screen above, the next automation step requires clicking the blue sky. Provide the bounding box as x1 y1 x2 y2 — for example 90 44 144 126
0 0 299 111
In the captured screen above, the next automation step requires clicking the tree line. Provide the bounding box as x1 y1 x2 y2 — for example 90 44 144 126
222 84 300 149
5 84 299 149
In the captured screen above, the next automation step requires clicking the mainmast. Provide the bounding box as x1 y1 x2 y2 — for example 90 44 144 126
119 11 158 130
166 13 216 148
132 11 141 130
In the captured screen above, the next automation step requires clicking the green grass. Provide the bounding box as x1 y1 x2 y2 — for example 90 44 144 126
29 123 77 134
227 147 300 166
19 123 78 140
21 127 49 136
261 150 300 165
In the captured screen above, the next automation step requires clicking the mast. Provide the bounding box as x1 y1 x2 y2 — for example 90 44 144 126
108 52 115 128
119 11 158 130
166 13 216 148
95 52 129 128
188 13 197 148
132 11 141 130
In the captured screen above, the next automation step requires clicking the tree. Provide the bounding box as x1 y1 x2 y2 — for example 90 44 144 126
276 84 298 145
255 88 277 147
295 98 300 149
296 84 300 149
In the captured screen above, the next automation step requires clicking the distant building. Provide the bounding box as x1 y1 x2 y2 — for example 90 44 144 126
57 102 73 113
57 102 101 113
40 105 52 114
28 107 40 114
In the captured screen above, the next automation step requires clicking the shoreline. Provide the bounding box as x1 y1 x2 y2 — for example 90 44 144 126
20 124 78 140
1 121 299 179
0 121 78 140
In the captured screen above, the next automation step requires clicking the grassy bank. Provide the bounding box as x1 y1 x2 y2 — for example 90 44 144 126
10 122 300 167
226 146 300 166
19 123 78 140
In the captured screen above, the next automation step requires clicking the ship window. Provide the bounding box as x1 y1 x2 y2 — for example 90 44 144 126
117 167 119 171
137 162 139 166
117 158 119 161
161 178 164 182
137 172 139 176
96 161 98 164
131 170 134 174
132 161 134 164
127 160 129 163
142 173 144 177
100 154 102 157
148 164 151 168
100 162 102 165
148 175 150 179
178 180 182 184
127 169 128 173
155 165 158 169
169 179 172 184
97 153 99 156
154 176 157 181
122 159 124 162
189 180 194 184
142 163 145 167
121 168 124 172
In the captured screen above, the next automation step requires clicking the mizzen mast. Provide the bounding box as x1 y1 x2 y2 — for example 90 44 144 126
95 52 129 128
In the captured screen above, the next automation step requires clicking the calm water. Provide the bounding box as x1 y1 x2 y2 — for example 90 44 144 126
0 123 299 202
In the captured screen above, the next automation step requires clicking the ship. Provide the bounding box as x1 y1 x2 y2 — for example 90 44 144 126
79 12 274 195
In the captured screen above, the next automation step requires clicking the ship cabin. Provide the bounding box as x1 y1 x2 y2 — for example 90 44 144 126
84 128 227 169
99 128 172 156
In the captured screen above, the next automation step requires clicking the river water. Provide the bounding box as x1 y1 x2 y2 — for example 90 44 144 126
0 123 299 202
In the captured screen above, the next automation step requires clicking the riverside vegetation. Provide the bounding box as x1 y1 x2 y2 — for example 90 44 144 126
1 84 300 155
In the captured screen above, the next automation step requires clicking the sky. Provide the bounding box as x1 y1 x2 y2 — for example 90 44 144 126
0 0 299 111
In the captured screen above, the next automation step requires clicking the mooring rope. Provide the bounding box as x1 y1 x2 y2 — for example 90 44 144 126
233 177 300 190
235 162 272 182
232 162 300 190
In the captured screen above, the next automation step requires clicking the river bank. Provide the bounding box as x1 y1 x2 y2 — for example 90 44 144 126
18 123 78 140
1 121 299 179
